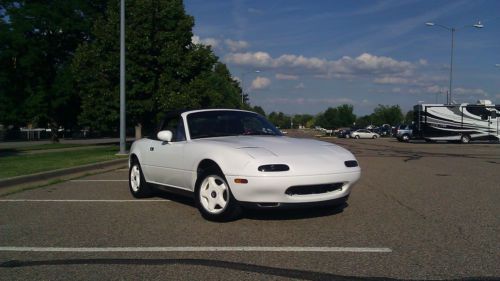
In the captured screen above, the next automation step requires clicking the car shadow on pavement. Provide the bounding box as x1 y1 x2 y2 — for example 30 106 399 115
153 189 347 221
242 203 347 221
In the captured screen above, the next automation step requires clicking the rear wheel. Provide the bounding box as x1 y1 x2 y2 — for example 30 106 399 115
195 169 241 222
372 135 378 139
460 134 471 144
402 134 410 142
129 161 153 198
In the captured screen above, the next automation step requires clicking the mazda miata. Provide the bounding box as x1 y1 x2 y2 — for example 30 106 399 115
129 109 361 221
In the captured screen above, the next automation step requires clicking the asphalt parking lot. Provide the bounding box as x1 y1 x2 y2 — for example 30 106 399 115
0 137 499 280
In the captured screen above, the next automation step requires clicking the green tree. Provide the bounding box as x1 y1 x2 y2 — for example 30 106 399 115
73 0 241 136
371 105 404 126
0 0 107 141
355 115 372 128
315 104 356 129
404 110 414 124
268 111 290 129
293 114 314 128
250 106 266 116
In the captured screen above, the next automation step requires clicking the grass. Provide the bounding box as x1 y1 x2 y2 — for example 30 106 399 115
0 145 127 179
15 143 85 151
0 143 85 155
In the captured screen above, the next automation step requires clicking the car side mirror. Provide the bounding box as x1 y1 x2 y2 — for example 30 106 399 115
157 130 173 142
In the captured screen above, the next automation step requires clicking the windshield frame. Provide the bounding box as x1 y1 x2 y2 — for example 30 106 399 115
184 110 283 140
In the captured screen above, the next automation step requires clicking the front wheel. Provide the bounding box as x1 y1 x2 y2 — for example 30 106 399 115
355 135 360 139
129 161 153 198
195 170 241 222
402 134 410 142
372 135 378 139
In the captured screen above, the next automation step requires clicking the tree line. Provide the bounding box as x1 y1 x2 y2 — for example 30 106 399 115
0 1 414 141
268 104 413 130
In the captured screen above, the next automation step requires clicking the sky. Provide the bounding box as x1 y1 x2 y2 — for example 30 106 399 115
184 0 500 116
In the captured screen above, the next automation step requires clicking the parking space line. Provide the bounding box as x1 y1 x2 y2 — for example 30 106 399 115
70 180 127 182
0 199 168 202
0 246 392 253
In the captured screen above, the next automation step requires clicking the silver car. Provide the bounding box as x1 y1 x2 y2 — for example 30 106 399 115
350 129 380 139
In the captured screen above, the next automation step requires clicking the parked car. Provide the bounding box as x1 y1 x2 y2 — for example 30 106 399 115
375 124 392 137
350 129 380 139
129 109 361 221
396 124 413 142
336 128 351 138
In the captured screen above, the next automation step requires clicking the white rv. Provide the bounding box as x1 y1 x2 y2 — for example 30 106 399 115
414 100 499 143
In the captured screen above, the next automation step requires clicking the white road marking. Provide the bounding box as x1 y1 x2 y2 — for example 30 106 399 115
70 180 127 182
0 199 167 202
0 246 392 253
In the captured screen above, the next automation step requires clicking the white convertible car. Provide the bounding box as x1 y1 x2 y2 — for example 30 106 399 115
129 109 361 221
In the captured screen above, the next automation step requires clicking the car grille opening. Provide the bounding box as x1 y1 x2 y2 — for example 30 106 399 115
285 183 344 196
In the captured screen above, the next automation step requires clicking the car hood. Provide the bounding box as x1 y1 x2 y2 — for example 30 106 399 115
198 136 347 155
196 136 358 175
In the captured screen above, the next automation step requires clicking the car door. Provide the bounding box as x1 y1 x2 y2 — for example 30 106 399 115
146 115 189 189
360 130 369 138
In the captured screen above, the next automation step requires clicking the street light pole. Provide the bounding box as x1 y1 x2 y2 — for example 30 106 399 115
449 27 455 105
118 0 126 155
425 21 483 104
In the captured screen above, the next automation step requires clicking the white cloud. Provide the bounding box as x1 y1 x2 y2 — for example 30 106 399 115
425 85 447 94
225 51 416 79
295 82 305 89
265 97 355 106
225 52 272 67
418 59 428 66
224 39 249 52
191 35 219 48
250 76 271 90
453 87 488 97
275 73 299 80
374 77 412 85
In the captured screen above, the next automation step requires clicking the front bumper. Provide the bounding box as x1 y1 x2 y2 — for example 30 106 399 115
226 171 360 204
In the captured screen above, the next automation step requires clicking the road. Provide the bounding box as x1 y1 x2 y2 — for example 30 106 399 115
0 138 499 280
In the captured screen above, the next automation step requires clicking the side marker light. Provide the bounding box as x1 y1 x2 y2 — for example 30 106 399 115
234 178 248 184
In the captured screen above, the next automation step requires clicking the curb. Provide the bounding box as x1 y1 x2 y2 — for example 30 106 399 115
0 158 128 189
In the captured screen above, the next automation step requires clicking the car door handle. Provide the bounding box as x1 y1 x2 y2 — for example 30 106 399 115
150 147 154 151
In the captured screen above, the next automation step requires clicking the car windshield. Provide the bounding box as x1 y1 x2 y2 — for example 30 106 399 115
187 110 282 139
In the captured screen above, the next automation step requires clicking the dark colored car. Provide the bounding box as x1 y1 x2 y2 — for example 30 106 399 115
336 129 351 138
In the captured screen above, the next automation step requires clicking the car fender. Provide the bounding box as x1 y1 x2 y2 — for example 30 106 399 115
185 144 253 190
128 139 150 171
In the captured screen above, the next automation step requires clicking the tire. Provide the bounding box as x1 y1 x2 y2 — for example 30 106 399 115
195 168 241 222
129 161 153 198
372 135 378 139
460 134 471 144
355 135 360 139
402 134 410 142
